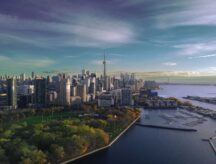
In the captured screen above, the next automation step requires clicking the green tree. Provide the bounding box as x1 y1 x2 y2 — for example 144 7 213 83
21 149 48 164
50 144 65 161
0 146 9 163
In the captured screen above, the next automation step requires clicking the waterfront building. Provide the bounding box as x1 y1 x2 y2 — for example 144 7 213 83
140 88 158 97
144 100 177 109
7 78 17 109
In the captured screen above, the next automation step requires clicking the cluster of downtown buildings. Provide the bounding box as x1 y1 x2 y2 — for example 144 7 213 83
0 57 145 110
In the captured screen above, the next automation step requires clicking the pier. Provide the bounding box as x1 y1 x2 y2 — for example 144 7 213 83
135 123 197 132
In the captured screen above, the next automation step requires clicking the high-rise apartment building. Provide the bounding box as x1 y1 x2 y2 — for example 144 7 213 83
34 78 46 107
77 84 87 102
7 78 17 109
58 78 71 106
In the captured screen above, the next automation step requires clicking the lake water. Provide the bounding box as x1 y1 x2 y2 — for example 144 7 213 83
73 85 216 164
158 84 216 111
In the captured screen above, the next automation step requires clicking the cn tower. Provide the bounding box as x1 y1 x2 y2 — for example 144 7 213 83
103 52 107 90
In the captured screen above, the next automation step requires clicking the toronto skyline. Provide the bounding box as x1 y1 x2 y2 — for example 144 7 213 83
1 1 216 164
1 0 216 76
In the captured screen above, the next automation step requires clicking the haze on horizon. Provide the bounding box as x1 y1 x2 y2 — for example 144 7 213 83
0 0 216 77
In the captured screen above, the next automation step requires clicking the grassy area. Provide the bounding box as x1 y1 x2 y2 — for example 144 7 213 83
17 111 76 125
1 111 80 129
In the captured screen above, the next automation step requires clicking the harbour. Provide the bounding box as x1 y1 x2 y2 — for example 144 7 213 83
73 85 216 164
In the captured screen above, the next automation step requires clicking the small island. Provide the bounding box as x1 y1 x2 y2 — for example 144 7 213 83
0 106 140 164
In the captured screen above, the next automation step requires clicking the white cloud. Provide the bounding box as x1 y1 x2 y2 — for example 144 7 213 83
208 67 216 71
0 55 10 61
162 62 177 66
0 55 55 68
195 67 216 74
0 13 136 48
189 54 216 59
173 42 216 56
155 0 216 28
18 59 55 67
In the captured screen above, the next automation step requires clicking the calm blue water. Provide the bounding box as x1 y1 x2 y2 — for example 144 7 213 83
73 85 216 164
158 84 216 98
158 85 216 111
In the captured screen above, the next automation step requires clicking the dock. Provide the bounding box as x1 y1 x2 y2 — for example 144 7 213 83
135 123 197 132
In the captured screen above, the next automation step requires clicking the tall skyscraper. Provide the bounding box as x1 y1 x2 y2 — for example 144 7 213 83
77 84 87 102
7 78 17 109
89 82 95 95
20 73 26 81
58 78 71 106
34 78 46 107
71 85 77 97
103 53 107 90
31 72 35 79
82 69 86 76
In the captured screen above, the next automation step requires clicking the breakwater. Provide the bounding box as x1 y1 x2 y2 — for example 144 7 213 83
135 123 197 132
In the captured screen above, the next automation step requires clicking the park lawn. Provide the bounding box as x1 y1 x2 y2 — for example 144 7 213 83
17 111 78 125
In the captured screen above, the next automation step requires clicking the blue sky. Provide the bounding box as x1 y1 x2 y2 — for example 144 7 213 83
0 0 216 76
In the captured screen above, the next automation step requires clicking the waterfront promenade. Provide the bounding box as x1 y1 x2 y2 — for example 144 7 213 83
61 115 141 164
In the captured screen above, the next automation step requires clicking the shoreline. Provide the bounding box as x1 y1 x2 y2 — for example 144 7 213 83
61 114 141 164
